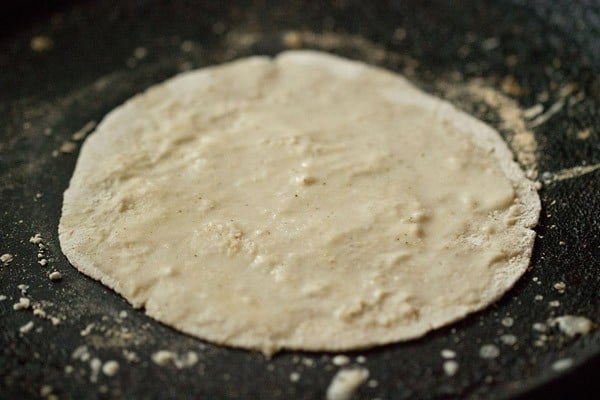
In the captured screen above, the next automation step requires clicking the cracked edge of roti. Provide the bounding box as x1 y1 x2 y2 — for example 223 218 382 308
58 51 541 355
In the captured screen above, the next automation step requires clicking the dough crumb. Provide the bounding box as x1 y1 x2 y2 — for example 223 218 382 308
326 367 369 400
89 358 102 383
151 350 198 368
550 315 595 337
443 360 459 377
60 141 77 154
576 128 591 140
30 36 54 52
332 355 351 366
29 233 44 245
13 297 31 310
501 317 514 327
40 385 53 397
552 358 573 372
176 351 199 368
80 323 95 336
479 344 500 359
440 349 456 359
102 360 120 376
289 372 301 382
151 350 176 366
19 321 35 334
49 271 62 281
33 308 47 318
523 104 544 120
553 281 566 292
500 334 517 346
0 295 6 301
0 253 14 266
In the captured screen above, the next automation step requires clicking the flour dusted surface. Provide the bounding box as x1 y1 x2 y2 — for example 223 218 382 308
59 51 540 355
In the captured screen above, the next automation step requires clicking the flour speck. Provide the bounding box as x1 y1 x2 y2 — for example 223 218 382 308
19 321 35 334
443 360 459 376
102 360 120 377
479 344 500 359
440 349 456 359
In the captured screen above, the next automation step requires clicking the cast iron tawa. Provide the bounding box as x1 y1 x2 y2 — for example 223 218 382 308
1 1 599 399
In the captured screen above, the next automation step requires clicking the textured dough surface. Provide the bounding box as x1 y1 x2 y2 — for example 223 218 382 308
59 51 540 355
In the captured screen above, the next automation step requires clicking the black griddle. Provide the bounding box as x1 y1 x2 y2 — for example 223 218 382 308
1 1 599 399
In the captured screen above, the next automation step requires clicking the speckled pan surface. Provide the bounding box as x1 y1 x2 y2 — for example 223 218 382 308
0 1 598 399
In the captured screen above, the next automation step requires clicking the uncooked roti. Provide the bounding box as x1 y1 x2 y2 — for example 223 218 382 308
59 51 540 355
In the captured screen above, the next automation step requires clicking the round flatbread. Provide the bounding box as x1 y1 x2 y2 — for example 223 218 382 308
59 51 540 355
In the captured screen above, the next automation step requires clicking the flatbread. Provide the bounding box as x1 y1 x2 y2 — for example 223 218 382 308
59 51 540 355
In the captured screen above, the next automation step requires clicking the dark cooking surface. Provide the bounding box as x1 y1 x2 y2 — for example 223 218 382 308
1 1 599 399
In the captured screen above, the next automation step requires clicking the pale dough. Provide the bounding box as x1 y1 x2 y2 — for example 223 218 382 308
59 51 540 355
